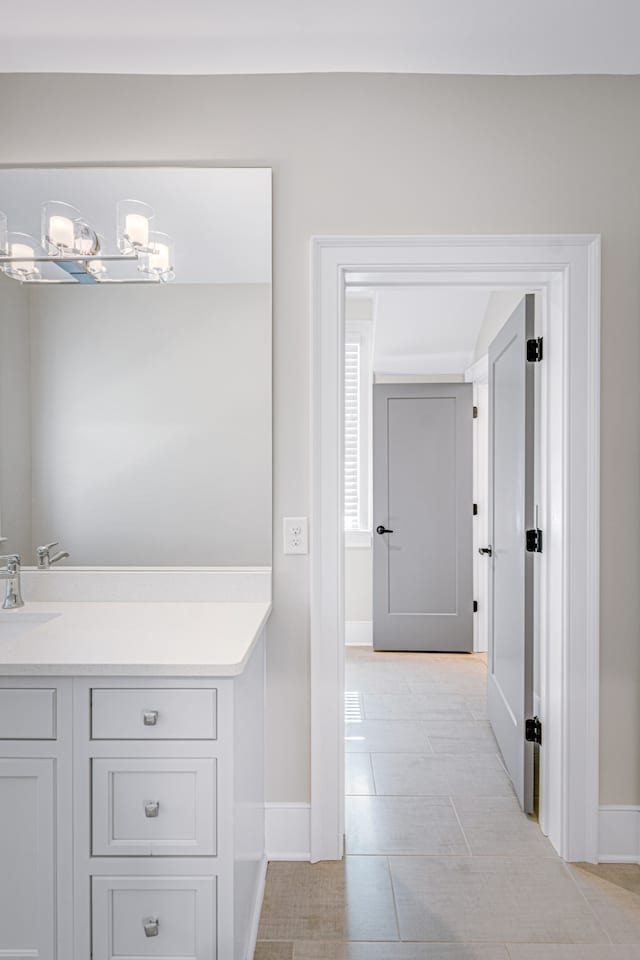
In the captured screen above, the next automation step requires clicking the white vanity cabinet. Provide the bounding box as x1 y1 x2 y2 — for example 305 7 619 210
0 624 267 960
0 679 74 960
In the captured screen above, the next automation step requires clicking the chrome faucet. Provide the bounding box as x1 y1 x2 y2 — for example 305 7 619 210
0 555 24 609
36 542 70 569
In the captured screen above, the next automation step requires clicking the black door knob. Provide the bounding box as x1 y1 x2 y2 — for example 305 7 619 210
478 546 493 556
376 525 394 535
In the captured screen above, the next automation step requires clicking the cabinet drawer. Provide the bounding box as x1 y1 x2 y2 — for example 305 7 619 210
0 688 56 739
92 875 216 960
92 758 216 857
91 688 217 740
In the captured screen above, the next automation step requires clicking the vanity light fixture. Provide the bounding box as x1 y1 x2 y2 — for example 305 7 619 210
3 232 41 281
0 211 7 256
0 201 175 285
138 231 175 282
116 199 155 254
86 244 108 280
41 201 100 258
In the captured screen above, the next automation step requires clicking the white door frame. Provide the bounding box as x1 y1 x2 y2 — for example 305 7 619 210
310 235 601 863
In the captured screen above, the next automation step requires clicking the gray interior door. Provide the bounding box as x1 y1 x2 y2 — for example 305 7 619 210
373 383 473 652
486 294 535 812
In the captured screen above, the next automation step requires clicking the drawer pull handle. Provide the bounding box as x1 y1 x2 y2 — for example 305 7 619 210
143 917 159 938
143 710 158 726
144 800 160 818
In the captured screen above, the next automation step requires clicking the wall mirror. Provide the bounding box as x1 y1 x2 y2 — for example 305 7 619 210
0 167 272 567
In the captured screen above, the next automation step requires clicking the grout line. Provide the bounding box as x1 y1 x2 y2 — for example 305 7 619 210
347 750 503 756
449 796 473 856
339 852 562 859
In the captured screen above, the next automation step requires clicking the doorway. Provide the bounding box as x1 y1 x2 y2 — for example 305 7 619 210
345 284 540 816
310 234 600 864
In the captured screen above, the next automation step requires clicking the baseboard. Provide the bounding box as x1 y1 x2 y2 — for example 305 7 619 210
598 806 640 862
245 856 268 960
345 621 373 646
265 803 311 860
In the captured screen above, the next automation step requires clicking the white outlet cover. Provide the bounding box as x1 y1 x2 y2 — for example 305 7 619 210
284 517 309 555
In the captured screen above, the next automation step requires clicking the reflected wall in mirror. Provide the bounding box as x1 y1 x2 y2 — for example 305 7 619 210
0 167 272 567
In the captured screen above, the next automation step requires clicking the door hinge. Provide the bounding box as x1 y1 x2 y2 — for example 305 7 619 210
473 405 478 419
526 528 543 553
526 337 543 362
473 600 478 613
525 716 542 745
473 503 478 516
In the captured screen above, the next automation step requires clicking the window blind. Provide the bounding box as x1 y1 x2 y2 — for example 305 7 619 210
344 341 361 530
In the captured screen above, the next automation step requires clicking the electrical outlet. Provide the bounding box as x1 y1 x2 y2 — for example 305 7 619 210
284 517 308 555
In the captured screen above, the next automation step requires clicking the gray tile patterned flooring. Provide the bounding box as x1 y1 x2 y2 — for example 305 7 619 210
254 646 640 959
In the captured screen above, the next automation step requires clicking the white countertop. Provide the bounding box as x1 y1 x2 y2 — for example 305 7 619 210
0 602 271 676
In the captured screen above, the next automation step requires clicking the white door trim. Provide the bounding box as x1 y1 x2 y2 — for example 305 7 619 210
310 234 601 863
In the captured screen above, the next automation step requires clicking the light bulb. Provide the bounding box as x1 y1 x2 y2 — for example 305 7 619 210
2 232 40 280
117 200 155 253
125 213 150 248
138 231 174 281
48 214 74 250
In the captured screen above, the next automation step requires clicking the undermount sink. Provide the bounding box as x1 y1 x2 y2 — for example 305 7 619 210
0 612 62 638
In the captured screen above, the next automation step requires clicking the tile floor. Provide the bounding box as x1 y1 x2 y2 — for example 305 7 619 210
254 646 640 959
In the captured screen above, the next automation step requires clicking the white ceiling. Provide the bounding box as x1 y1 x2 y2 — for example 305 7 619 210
356 287 492 375
2 0 640 75
0 168 271 284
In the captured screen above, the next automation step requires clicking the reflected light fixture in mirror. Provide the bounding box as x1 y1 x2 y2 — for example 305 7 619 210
3 232 41 280
0 211 7 255
0 199 174 284
117 199 155 253
86 234 108 280
41 200 100 257
138 231 175 281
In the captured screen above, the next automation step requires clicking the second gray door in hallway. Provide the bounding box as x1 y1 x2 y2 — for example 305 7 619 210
373 382 473 652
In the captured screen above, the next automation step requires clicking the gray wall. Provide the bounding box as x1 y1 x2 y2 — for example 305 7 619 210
345 546 373 622
0 74 637 806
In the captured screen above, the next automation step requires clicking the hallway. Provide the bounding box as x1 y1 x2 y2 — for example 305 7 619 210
255 647 640 958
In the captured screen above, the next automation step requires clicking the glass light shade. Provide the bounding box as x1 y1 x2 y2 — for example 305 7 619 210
117 199 155 254
0 211 7 256
2 232 40 280
41 201 99 256
138 232 175 281
83 232 110 280
87 261 107 280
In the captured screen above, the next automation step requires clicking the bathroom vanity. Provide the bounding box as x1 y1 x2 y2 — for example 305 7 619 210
0 166 273 960
0 593 270 960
